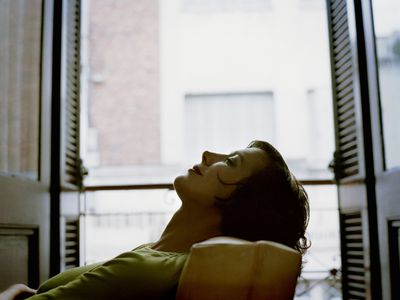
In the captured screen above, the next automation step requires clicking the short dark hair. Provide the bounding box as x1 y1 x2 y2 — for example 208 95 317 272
215 140 310 255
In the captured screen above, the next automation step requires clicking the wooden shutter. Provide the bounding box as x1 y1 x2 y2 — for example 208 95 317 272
328 0 384 298
327 0 361 180
57 0 83 272
327 0 371 298
61 0 83 190
340 211 367 298
61 218 80 270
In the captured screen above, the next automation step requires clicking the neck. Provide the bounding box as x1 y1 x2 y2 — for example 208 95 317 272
151 204 222 253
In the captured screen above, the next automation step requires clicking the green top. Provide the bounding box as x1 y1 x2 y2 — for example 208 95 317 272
27 245 188 300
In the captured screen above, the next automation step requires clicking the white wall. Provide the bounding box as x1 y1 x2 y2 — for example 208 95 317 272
160 0 334 174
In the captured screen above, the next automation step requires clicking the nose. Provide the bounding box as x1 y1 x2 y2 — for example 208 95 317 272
202 150 227 166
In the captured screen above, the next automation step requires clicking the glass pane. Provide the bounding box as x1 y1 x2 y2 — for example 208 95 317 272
81 0 334 185
0 0 42 180
372 0 400 169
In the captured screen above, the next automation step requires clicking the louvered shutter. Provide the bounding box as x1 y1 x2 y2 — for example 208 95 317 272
326 0 370 298
58 0 82 271
340 211 367 298
61 218 80 269
61 0 83 190
328 0 362 180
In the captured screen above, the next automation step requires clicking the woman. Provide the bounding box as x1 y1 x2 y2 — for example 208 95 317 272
0 140 309 300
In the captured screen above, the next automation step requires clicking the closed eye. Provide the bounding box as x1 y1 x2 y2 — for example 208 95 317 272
225 158 235 166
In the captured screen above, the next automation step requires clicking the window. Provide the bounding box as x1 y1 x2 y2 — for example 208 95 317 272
80 1 340 298
0 0 42 180
184 92 275 163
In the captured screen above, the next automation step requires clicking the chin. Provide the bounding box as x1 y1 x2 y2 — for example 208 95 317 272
173 174 193 203
173 175 184 194
174 173 184 184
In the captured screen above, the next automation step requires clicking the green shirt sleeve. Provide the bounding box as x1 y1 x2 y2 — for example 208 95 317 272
28 246 187 300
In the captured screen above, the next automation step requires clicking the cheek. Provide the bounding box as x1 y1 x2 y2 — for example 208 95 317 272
213 172 237 198
217 169 242 185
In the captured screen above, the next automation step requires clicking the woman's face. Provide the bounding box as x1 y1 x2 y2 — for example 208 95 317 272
174 147 269 207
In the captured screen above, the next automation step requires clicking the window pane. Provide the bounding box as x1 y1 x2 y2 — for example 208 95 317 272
185 92 275 163
81 0 334 185
372 0 400 170
0 0 42 180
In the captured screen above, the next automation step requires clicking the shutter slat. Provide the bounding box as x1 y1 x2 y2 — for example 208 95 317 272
66 143 78 156
335 49 351 70
336 82 353 99
333 14 349 37
333 15 348 38
338 104 355 123
348 290 366 297
332 6 347 30
335 50 351 71
338 115 355 131
336 74 353 93
333 38 350 59
347 251 364 257
331 0 344 11
335 57 352 78
333 30 350 49
338 91 354 108
340 139 357 153
347 266 365 274
339 132 356 145
338 93 355 111
329 0 360 180
62 0 82 188
339 124 357 139
336 66 352 86
340 211 367 297
63 219 80 269
348 275 365 283
342 156 358 168
340 147 358 161
343 165 359 176
348 282 366 290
